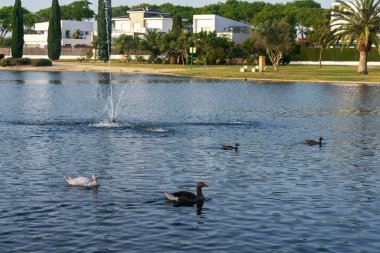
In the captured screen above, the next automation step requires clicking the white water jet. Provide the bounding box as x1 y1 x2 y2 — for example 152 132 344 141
104 0 115 123
101 0 134 125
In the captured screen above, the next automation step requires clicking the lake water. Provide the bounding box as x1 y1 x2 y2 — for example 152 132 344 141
0 71 379 252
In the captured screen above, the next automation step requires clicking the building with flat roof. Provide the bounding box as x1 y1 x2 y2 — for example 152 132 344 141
112 8 173 37
24 20 94 48
193 14 251 44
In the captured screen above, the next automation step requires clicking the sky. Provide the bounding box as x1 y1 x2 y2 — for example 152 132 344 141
1 0 335 12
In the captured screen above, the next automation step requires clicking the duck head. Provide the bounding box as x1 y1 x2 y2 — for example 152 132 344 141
196 182 208 188
92 174 98 182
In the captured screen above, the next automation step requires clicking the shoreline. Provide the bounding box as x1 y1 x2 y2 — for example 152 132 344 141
1 62 379 85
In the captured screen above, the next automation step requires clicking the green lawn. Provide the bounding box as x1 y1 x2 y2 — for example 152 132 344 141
173 65 380 83
60 60 380 83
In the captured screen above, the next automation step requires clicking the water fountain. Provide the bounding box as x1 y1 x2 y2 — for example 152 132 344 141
104 0 116 123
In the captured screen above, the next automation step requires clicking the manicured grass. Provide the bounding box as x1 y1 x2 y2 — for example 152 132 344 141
173 65 380 83
59 60 380 83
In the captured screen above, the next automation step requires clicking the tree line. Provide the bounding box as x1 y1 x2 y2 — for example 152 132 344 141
0 0 326 40
2 0 380 74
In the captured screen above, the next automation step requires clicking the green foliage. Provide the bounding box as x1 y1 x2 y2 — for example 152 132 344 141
34 0 94 23
193 31 234 65
332 0 380 53
15 57 31 65
72 29 80 39
113 34 139 63
1 57 31 66
0 37 11 46
112 5 129 17
32 58 53 66
292 47 380 61
0 6 13 38
11 0 24 58
48 0 62 60
144 29 162 58
332 0 380 73
253 18 296 70
33 8 51 23
97 0 112 62
285 0 320 9
61 0 95 21
0 6 34 37
1 57 16 66
172 15 183 33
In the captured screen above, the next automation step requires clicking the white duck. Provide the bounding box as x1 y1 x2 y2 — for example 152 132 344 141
64 174 99 187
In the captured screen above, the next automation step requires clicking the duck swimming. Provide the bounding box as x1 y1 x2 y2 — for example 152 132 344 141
222 143 240 151
165 182 208 206
304 137 324 146
64 174 99 187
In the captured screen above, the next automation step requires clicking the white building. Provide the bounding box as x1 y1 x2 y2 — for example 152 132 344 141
193 14 251 44
24 20 94 48
112 8 173 37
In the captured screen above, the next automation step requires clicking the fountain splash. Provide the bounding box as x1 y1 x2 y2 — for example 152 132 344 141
104 0 117 123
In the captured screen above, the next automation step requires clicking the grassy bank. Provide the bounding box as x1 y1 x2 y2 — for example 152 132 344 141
89 62 380 83
5 60 380 84
172 65 380 83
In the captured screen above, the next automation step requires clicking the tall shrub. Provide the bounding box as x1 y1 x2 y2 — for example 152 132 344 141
48 0 62 60
11 0 24 58
97 0 112 62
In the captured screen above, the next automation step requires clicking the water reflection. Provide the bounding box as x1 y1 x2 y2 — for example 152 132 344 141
0 71 379 253
65 185 98 198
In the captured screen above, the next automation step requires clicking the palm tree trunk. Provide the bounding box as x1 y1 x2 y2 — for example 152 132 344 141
357 50 368 74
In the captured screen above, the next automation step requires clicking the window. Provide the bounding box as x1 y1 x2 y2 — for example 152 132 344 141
65 30 70 38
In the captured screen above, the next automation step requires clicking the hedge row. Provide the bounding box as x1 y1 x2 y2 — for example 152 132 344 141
1 58 52 67
292 48 380 61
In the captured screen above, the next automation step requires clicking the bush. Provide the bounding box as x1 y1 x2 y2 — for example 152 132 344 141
32 58 52 66
292 48 380 61
15 58 31 65
1 57 33 67
1 58 17 67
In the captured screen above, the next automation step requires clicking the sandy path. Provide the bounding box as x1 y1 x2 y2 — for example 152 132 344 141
0 62 185 75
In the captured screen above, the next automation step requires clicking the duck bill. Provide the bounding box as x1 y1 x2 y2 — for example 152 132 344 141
203 183 209 187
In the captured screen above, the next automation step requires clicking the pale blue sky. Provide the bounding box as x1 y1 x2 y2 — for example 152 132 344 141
1 0 334 12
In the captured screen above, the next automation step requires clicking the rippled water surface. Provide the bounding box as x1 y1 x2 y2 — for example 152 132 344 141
0 71 379 252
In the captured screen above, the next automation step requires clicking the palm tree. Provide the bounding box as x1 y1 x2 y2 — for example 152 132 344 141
331 0 380 74
144 28 161 59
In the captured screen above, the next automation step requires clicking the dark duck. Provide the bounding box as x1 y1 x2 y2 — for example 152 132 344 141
304 137 324 146
165 182 208 206
222 143 240 151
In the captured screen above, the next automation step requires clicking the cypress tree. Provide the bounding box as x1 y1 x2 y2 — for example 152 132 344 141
48 0 62 60
97 0 112 62
11 0 24 58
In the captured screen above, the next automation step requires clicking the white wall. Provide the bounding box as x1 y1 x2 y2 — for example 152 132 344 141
193 14 251 44
145 18 173 32
113 18 131 37
24 34 48 48
162 18 173 32
114 19 130 31
25 20 94 48
193 15 215 33
145 19 163 31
